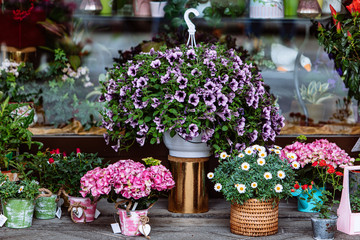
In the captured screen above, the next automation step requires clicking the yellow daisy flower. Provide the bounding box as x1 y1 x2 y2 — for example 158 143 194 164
220 152 228 159
241 162 250 171
274 184 283 193
214 183 222 192
251 182 258 188
237 184 246 193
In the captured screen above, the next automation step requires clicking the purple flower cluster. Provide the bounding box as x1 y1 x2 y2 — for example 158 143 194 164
80 159 175 200
100 43 285 153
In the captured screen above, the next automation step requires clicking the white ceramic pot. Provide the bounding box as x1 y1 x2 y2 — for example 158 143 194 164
163 131 211 158
249 0 284 18
322 0 341 14
150 1 167 17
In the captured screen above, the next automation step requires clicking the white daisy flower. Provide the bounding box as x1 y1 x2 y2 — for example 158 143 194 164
274 149 281 155
235 183 240 188
238 153 245 158
257 146 266 153
269 148 275 152
220 152 228 159
258 151 267 158
207 172 214 179
251 182 258 188
286 152 297 161
291 161 300 169
274 145 282 150
251 144 260 150
245 147 253 155
18 186 24 193
214 183 222 192
241 162 250 171
264 172 272 180
237 184 246 193
274 184 283 193
257 158 266 166
277 170 286 179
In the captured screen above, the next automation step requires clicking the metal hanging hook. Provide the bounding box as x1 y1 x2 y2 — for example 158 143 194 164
184 8 199 48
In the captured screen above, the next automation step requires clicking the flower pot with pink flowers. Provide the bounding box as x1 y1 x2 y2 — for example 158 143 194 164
281 136 355 213
80 157 175 238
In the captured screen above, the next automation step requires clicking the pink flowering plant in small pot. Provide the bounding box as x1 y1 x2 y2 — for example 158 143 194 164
100 43 284 155
80 157 175 210
281 136 355 185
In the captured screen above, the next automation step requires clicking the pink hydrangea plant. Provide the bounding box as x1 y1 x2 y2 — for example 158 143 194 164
80 159 175 203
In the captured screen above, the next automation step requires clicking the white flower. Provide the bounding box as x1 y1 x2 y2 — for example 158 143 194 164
238 153 245 158
258 151 267 158
235 183 240 188
291 161 300 169
18 186 24 193
214 183 222 192
237 184 246 193
274 145 282 150
286 152 297 161
245 147 253 155
220 152 228 159
277 170 286 179
207 172 214 179
257 146 266 153
251 182 258 188
269 148 275 152
274 184 283 193
257 158 266 166
264 172 272 180
241 162 250 171
274 149 281 155
252 144 260 150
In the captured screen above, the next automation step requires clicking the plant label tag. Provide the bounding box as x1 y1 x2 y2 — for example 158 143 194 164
57 198 64 207
351 138 360 152
55 207 62 219
139 224 151 236
132 202 138 211
0 214 7 227
111 223 121 234
95 209 101 219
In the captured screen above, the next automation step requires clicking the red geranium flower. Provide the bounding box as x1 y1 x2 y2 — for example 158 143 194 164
319 160 327 167
76 148 81 154
346 0 360 15
294 183 300 189
312 161 318 167
48 158 55 164
327 167 336 174
302 184 308 190
335 172 343 176
309 185 313 190
55 148 60 154
291 189 295 192
50 149 56 155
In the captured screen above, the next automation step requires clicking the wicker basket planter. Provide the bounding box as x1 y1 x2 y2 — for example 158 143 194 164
230 198 279 236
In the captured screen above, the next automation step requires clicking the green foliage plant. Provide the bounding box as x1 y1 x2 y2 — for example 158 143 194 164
209 145 295 205
0 172 40 201
25 148 107 198
299 81 334 104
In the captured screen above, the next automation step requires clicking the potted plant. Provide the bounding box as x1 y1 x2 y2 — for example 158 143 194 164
80 157 175 237
203 0 246 26
0 95 41 178
292 162 344 240
100 43 283 156
281 136 355 212
298 81 334 123
149 0 167 17
25 148 106 223
208 145 295 236
0 172 40 228
316 3 360 111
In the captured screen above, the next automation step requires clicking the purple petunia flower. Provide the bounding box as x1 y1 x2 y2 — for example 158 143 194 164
156 124 165 133
150 59 161 68
151 98 161 108
161 72 171 84
235 143 245 151
191 68 202 76
188 123 199 137
248 130 258 143
262 106 271 120
188 94 200 106
229 79 238 92
127 65 138 77
186 49 196 59
177 76 188 89
203 91 216 106
217 93 228 107
136 137 145 146
201 128 214 142
174 91 186 102
136 77 148 88
236 117 246 136
111 139 121 152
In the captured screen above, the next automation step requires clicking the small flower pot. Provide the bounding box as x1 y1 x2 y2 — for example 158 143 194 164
35 194 57 220
249 0 284 18
2 198 35 228
117 208 149 236
291 187 324 212
68 196 97 223
133 0 151 16
311 215 337 240
150 1 167 17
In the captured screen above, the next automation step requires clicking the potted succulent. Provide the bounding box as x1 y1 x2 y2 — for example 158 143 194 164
208 145 295 236
25 148 106 223
281 137 355 212
80 157 175 237
0 172 40 228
